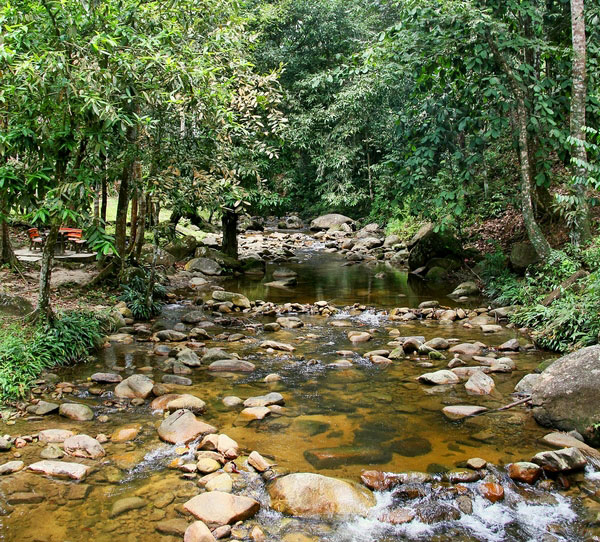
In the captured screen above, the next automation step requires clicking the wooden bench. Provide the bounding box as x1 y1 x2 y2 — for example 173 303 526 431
63 228 87 253
27 228 45 251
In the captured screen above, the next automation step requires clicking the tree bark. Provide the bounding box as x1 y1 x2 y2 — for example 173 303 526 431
35 222 59 322
134 187 146 262
114 168 130 268
221 209 238 259
570 0 591 244
130 185 138 249
100 175 107 222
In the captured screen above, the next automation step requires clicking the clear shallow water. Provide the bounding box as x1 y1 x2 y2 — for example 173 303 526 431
1 249 597 542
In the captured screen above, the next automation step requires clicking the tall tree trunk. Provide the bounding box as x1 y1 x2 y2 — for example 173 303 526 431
570 0 590 244
35 222 59 322
134 188 146 262
516 101 553 259
0 200 18 267
100 176 108 223
115 127 136 270
130 185 138 250
221 210 238 259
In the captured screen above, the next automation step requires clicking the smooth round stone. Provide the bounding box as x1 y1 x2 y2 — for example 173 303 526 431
223 396 243 407
59 403 94 421
197 458 221 474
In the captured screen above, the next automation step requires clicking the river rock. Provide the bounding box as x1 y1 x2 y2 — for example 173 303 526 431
26 400 59 416
449 281 479 297
240 407 271 421
162 374 192 386
111 423 142 442
514 373 541 394
184 521 216 542
277 316 304 329
348 331 371 344
202 348 233 363
114 374 154 399
449 343 483 356
499 339 520 351
197 458 221 474
304 447 391 469
28 460 90 480
151 394 206 413
248 451 272 472
508 462 542 484
41 443 64 459
510 241 539 272
59 403 94 421
0 461 24 475
243 393 284 408
465 371 495 395
418 370 459 386
185 258 222 276
424 338 449 350
212 291 251 309
158 409 217 444
223 396 243 407
260 340 295 352
530 345 600 444
206 472 233 492
310 214 354 231
480 482 504 502
442 405 487 421
38 429 75 443
110 496 146 517
406 223 463 270
183 491 260 527
156 518 189 536
91 372 123 384
63 435 105 459
156 329 188 341
531 447 587 472
269 473 375 517
177 348 202 367
208 360 255 372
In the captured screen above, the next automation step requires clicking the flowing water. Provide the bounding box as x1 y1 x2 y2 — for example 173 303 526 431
1 247 599 542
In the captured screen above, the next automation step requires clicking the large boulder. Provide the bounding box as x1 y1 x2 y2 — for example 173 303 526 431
165 236 198 260
212 291 251 309
310 214 354 231
194 247 242 271
530 345 600 444
114 374 154 400
140 244 177 267
185 258 222 276
406 223 463 271
510 241 539 273
268 473 375 517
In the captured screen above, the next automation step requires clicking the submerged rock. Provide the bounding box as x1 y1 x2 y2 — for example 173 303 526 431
442 405 487 421
243 393 284 408
304 447 392 469
28 460 89 480
63 435 105 459
269 473 375 517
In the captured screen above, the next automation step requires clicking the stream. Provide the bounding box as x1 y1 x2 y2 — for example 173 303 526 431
1 238 599 542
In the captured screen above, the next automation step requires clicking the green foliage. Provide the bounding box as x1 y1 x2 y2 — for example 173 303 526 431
0 311 110 401
384 209 423 243
118 272 167 321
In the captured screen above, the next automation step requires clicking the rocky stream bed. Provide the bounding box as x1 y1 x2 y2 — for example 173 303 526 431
1 228 600 542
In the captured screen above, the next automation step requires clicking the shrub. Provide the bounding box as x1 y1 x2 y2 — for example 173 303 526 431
118 272 167 320
0 311 110 401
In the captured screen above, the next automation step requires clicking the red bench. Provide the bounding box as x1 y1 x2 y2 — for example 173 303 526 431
27 228 45 251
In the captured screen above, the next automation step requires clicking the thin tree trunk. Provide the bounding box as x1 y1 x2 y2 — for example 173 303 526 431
570 0 590 244
35 222 59 322
114 169 130 269
221 210 238 259
93 193 100 226
100 175 108 223
130 185 138 249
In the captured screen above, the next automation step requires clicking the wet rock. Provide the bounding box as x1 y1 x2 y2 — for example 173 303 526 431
162 375 193 386
110 496 146 517
208 360 255 373
240 407 271 421
248 451 273 472
114 374 154 399
263 323 281 332
515 373 541 394
446 469 482 483
260 340 295 352
26 400 59 416
277 317 304 329
0 461 24 475
480 482 504 502
206 472 233 492
449 343 483 356
177 348 202 367
197 458 221 474
111 423 141 442
466 457 487 470
360 470 404 491
243 392 284 408
156 329 188 341
184 521 216 542
465 371 495 395
378 508 416 525
328 360 353 368
310 214 354 231
499 339 520 351
480 324 503 333
442 405 487 421
158 409 217 444
424 338 450 350
212 291 251 309
156 518 189 536
0 437 11 451
28 460 90 480
530 345 600 444
151 394 206 414
347 331 372 344
390 437 432 457
269 473 374 517
418 370 459 386
508 462 542 484
202 348 234 363
264 373 282 382
59 403 94 421
63 435 105 459
456 495 473 514
185 258 222 276
38 429 74 443
40 444 64 459
183 491 259 527
417 503 461 523
7 492 45 505
223 396 243 407
532 447 587 472
304 447 391 469
450 281 479 297
488 358 516 373
90 372 123 384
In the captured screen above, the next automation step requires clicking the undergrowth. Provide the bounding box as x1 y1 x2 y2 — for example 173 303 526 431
481 241 600 352
118 270 167 320
0 311 111 401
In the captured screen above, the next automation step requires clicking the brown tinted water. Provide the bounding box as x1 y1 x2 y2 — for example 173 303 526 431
1 250 596 542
